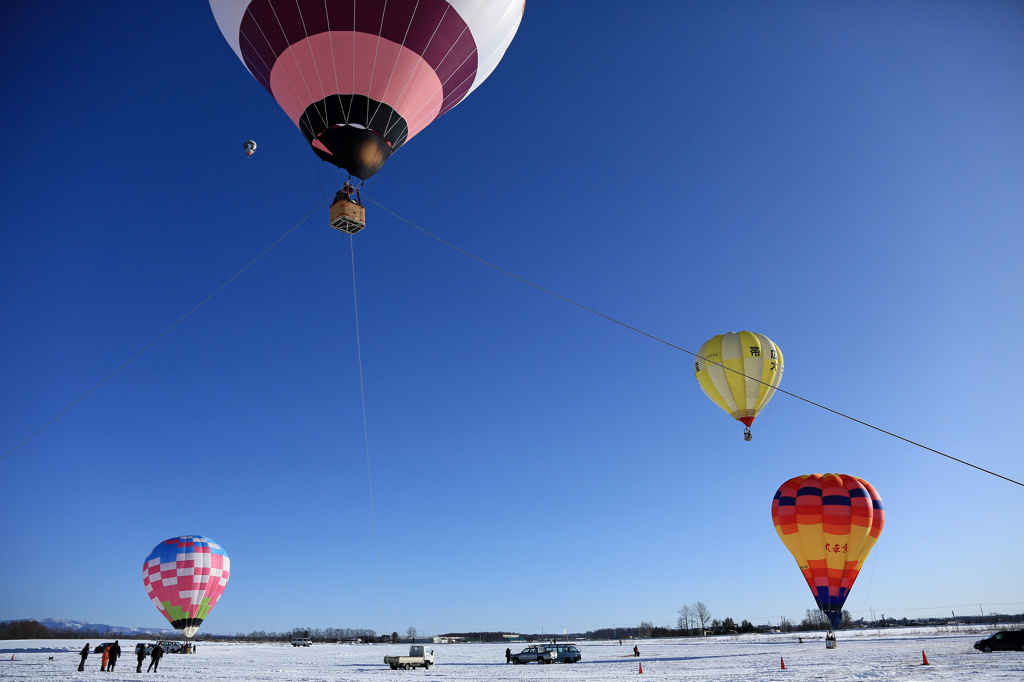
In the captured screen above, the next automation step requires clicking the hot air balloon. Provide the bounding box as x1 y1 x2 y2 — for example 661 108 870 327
243 139 257 156
694 331 783 440
209 0 524 181
142 535 230 638
771 474 884 645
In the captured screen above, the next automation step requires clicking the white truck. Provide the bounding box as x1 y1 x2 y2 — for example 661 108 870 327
384 645 435 670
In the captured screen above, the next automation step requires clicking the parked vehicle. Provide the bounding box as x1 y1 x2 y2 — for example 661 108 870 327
543 644 581 663
291 637 312 647
974 630 1024 652
93 642 115 654
134 643 156 656
156 641 184 654
384 645 435 670
511 645 556 664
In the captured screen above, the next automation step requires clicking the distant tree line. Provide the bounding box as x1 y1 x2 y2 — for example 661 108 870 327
0 620 377 643
6 610 1023 643
230 627 379 643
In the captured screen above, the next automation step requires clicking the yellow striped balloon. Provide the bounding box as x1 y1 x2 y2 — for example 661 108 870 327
694 331 783 436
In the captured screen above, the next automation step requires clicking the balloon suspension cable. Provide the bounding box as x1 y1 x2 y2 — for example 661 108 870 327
1 200 327 465
362 194 1024 489
347 235 389 649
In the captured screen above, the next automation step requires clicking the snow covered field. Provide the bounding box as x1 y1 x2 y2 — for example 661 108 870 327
2 628 1022 681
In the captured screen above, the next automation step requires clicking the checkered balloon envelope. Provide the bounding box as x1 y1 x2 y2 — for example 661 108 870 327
143 535 231 637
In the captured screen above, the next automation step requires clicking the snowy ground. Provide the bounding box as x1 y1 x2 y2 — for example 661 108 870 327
2 628 1022 681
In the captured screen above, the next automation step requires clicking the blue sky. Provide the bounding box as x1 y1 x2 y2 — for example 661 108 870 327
1 1 1022 637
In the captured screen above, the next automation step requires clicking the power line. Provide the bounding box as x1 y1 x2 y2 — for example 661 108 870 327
364 195 1023 489
1 200 326 464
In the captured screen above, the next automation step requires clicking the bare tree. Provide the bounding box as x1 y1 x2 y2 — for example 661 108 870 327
693 602 711 634
638 621 654 638
801 609 830 631
677 604 693 633
406 626 417 640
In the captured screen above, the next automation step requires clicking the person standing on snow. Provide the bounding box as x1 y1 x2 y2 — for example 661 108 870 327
78 643 89 671
505 648 511 664
107 641 121 671
147 643 164 672
100 644 110 671
136 645 148 672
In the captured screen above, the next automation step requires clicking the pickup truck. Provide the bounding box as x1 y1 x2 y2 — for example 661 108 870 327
384 645 435 670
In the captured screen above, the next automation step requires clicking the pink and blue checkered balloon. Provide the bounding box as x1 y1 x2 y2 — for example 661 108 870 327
143 535 230 637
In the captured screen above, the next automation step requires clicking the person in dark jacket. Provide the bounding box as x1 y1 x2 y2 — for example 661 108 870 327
505 648 511 664
147 643 164 672
136 645 148 672
78 643 89 671
107 641 121 671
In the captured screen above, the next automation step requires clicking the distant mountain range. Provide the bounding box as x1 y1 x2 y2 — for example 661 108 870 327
3 618 173 636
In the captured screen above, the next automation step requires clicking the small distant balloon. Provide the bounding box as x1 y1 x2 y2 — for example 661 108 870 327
142 535 230 638
243 139 257 157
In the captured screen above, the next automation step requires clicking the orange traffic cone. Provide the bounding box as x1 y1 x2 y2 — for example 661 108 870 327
780 656 786 669
638 661 644 674
922 651 929 665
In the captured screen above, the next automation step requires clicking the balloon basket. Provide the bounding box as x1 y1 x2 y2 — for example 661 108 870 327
825 631 837 649
330 194 365 234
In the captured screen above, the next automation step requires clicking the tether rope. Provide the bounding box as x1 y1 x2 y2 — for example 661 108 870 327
1 200 327 464
363 194 1023 489
347 233 390 647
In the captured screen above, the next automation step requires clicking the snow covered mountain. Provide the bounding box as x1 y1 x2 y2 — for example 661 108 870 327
4 618 172 636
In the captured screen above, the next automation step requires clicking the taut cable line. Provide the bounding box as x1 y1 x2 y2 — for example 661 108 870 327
1 200 327 464
346 233 390 647
364 194 1023 489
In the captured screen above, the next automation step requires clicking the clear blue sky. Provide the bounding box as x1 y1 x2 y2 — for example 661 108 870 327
2 1 1022 636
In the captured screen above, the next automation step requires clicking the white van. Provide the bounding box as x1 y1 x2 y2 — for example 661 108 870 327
291 637 312 647
156 641 183 654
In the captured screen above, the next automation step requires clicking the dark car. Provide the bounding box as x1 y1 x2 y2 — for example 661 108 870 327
511 646 556 664
974 630 1024 652
135 643 156 656
93 642 116 654
543 644 582 663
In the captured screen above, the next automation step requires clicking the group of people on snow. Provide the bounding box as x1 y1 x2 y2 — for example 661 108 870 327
77 641 165 672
